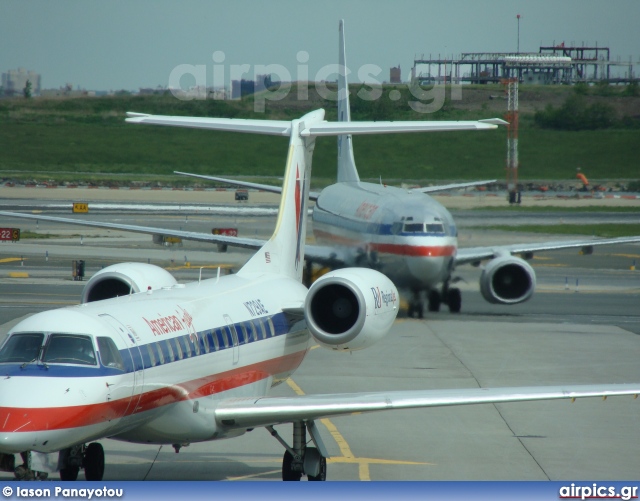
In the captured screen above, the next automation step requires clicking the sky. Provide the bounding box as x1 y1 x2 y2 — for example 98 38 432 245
2 0 639 92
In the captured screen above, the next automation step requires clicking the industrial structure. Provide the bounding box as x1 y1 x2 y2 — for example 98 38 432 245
412 44 637 85
503 77 520 204
1 68 41 96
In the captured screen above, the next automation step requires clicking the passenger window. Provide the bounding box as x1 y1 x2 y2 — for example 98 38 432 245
146 344 157 366
97 337 124 370
193 335 201 355
182 337 191 358
219 329 228 349
43 334 97 366
0 333 44 363
203 331 211 353
267 317 276 338
155 342 165 364
254 319 265 340
165 340 175 362
244 322 254 343
173 338 183 359
238 323 248 344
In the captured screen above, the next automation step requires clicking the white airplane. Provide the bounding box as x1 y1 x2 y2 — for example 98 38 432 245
1 31 639 484
172 20 640 318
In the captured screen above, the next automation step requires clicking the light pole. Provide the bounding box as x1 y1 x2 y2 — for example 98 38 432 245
517 14 521 53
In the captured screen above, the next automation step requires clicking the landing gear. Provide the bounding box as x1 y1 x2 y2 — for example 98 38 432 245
408 290 424 318
442 282 462 313
268 420 328 481
406 283 463 318
427 290 441 312
59 443 104 481
83 443 105 481
445 287 462 313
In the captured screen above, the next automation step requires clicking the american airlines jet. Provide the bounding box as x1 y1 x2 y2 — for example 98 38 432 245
175 20 640 318
1 108 638 481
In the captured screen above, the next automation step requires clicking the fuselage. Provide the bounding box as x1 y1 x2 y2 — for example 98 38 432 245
0 273 310 454
312 182 458 291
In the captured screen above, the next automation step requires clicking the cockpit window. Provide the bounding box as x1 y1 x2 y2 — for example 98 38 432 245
97 337 125 371
403 223 424 233
425 223 445 234
0 333 44 363
42 334 97 366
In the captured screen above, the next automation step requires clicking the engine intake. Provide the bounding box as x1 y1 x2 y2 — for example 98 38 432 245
81 263 177 303
480 255 536 305
304 268 398 351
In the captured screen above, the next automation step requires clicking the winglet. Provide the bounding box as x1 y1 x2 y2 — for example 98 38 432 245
479 118 509 126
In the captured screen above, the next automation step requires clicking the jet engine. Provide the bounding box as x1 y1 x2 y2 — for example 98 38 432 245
304 268 399 351
479 254 536 305
81 262 178 304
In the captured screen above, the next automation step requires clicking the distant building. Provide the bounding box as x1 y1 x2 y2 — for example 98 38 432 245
2 68 41 96
390 65 402 84
231 74 276 99
40 84 95 98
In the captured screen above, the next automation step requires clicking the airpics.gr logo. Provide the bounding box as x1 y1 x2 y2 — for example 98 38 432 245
371 287 397 309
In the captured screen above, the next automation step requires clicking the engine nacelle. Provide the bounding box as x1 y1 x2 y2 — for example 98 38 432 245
304 268 399 351
81 262 178 304
479 254 536 305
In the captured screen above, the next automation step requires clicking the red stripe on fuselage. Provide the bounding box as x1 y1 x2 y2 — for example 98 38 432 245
370 242 456 257
313 229 456 258
0 350 307 433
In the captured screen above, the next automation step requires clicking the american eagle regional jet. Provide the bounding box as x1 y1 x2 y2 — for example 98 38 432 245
0 29 639 483
172 20 640 317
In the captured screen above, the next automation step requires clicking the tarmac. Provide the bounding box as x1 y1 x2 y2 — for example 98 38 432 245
0 189 639 481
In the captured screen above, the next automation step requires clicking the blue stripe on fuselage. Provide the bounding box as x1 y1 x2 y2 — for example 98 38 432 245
1 312 300 378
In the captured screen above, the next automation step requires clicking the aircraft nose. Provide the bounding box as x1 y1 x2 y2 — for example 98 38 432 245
406 255 449 283
0 431 39 454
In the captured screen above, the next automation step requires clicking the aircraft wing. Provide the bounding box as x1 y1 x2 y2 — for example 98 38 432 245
0 211 264 250
0 210 348 263
175 171 323 201
455 235 640 266
214 383 640 429
414 180 497 194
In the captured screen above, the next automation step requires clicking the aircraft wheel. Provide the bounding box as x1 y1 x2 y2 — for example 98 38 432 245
427 290 441 312
83 443 105 481
447 288 462 313
307 456 327 481
60 466 79 481
282 451 302 481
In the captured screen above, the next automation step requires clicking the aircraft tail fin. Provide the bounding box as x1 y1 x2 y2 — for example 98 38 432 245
237 109 324 281
337 19 359 184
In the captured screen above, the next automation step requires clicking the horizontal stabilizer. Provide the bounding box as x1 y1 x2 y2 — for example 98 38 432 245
301 120 503 136
126 113 293 136
127 112 505 138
